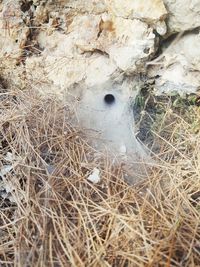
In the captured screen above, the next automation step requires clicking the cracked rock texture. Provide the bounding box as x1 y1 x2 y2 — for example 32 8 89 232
0 0 200 94
0 0 200 95
163 0 200 34
0 0 161 94
148 32 200 95
106 0 167 24
25 10 157 92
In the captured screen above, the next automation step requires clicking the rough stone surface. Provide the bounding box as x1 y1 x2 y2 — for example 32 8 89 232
0 0 164 93
25 13 156 92
66 0 107 14
147 33 200 95
164 0 200 34
1 0 200 95
0 0 29 57
106 0 167 24
0 0 29 89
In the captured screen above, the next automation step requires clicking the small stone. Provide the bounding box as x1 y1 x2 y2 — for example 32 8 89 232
156 20 167 36
87 168 101 184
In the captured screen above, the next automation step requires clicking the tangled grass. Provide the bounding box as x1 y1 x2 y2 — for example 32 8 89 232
0 88 200 266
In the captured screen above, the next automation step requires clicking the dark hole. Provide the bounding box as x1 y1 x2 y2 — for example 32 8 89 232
143 47 150 54
21 1 33 12
104 94 115 105
195 96 200 106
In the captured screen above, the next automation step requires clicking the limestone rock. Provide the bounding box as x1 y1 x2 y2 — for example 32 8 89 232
85 56 117 87
0 0 29 89
70 14 156 71
1 0 199 97
30 11 156 91
26 28 117 92
164 0 200 34
148 33 200 95
0 0 29 58
97 17 155 72
106 0 167 24
66 0 107 14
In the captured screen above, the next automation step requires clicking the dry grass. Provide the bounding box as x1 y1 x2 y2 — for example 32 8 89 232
0 88 200 267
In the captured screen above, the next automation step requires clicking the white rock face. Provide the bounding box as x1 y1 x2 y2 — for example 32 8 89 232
164 0 200 34
64 0 107 14
106 0 167 23
98 17 155 72
0 0 165 93
26 12 156 92
1 0 200 95
0 0 29 88
0 0 29 57
87 168 101 184
148 33 200 95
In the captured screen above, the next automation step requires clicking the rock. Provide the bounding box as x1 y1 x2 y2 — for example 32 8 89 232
85 56 117 87
156 20 167 36
66 0 107 14
67 14 101 52
0 0 29 58
147 33 200 95
28 11 156 92
106 0 167 24
87 168 101 184
164 0 200 34
97 16 156 72
0 0 29 89
70 14 156 72
0 0 168 93
1 0 200 97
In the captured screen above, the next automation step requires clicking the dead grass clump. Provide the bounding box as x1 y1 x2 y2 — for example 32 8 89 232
0 89 200 267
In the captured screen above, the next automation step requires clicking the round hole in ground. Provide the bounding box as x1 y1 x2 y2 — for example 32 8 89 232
104 94 115 105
